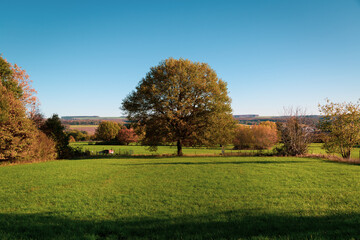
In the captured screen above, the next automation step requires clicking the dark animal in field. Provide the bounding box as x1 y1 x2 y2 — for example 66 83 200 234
98 149 114 155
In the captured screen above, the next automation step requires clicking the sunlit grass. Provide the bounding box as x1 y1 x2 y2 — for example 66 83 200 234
71 142 360 159
1 156 360 239
70 142 245 155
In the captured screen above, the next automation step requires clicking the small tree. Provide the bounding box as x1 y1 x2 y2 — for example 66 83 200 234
319 99 360 159
276 108 312 156
95 121 122 142
41 114 70 159
117 128 138 145
122 58 234 156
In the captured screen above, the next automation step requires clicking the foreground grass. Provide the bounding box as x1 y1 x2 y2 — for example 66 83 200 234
1 156 360 239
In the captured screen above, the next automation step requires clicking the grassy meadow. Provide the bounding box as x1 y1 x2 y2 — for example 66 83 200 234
71 142 360 159
1 156 360 239
71 142 242 156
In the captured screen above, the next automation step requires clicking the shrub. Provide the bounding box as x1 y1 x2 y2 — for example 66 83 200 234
233 123 278 150
276 116 312 156
66 130 90 141
28 131 57 162
117 128 138 145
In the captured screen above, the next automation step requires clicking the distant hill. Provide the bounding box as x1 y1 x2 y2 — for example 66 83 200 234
233 114 259 118
61 115 320 126
61 116 127 120
61 116 100 120
61 116 128 125
235 115 320 125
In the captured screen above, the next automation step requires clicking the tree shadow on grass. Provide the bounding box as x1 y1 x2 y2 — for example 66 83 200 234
114 160 309 166
1 210 359 239
65 154 285 161
320 159 360 167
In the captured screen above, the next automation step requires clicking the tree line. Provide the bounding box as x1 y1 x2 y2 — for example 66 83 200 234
1 55 359 162
121 58 360 158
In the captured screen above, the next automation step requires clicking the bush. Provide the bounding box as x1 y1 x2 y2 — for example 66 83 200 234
68 146 91 158
117 128 138 145
28 131 57 162
66 129 91 141
276 116 312 156
233 123 278 150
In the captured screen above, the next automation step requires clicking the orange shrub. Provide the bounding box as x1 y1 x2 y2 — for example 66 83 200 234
233 123 278 150
117 128 138 145
28 131 57 162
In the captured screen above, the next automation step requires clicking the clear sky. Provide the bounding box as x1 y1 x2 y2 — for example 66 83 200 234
1 0 360 117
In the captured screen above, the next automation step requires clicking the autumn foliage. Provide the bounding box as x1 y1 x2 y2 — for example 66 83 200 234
233 122 278 150
319 99 360 159
95 121 123 142
117 128 138 145
0 55 56 163
122 58 234 156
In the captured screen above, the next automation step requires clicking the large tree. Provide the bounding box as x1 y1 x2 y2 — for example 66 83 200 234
122 58 234 156
319 99 360 159
0 55 56 162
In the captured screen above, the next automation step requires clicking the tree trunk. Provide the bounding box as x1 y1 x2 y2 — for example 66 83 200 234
342 149 351 159
177 139 183 156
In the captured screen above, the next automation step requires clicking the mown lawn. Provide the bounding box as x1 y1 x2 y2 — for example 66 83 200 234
1 156 360 239
71 142 360 159
70 142 284 156
70 142 241 155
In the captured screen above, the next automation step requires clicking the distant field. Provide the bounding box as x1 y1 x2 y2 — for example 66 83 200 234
1 156 360 239
67 125 98 135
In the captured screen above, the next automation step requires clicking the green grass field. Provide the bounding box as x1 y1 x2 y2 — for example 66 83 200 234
1 156 360 239
71 142 241 156
71 142 360 159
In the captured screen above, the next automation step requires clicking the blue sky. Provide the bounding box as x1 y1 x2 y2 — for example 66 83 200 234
1 0 359 117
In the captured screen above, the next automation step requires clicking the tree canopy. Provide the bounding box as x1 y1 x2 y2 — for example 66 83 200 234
95 121 123 142
122 58 234 156
41 114 70 159
0 55 56 162
319 99 360 159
